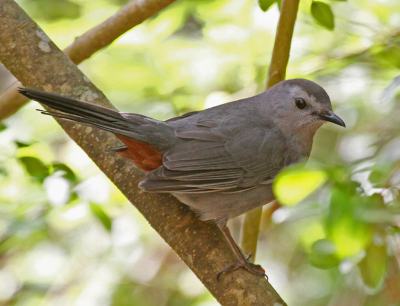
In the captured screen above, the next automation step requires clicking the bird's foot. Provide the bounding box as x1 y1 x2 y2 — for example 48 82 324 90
217 258 266 280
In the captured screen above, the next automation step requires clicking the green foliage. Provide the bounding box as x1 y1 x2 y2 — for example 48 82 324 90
326 184 372 258
311 1 335 30
273 166 327 206
51 162 77 183
309 239 339 269
274 160 396 292
369 164 391 186
18 156 78 185
20 0 82 20
0 166 7 176
359 240 387 289
258 0 276 12
89 203 112 232
15 140 33 148
18 156 49 182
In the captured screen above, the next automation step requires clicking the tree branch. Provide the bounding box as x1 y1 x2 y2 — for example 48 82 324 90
267 0 300 88
0 1 287 305
0 0 176 119
241 0 300 259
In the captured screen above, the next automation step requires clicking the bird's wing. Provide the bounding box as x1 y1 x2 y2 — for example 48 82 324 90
139 121 288 193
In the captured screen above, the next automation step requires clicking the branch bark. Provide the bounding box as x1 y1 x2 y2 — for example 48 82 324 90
0 1 287 305
267 0 300 88
241 0 300 259
0 0 176 119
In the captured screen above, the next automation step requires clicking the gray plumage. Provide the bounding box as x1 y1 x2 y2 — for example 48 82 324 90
19 79 345 224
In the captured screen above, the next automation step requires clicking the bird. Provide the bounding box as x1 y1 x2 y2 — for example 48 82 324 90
19 79 345 278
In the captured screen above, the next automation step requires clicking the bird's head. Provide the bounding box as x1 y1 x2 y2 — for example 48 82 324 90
267 79 345 135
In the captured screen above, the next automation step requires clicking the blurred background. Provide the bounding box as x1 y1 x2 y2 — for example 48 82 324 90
0 0 400 305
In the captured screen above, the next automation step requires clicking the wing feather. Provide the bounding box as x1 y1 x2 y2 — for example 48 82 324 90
140 120 287 193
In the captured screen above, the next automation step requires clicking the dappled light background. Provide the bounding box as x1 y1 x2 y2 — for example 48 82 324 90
1 0 400 305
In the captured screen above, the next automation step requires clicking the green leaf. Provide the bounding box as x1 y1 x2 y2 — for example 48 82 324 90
0 167 7 176
299 221 326 250
273 167 327 206
0 122 6 132
15 141 32 148
359 241 387 289
51 162 77 182
311 1 335 30
26 0 82 21
258 0 276 12
369 164 392 186
19 156 49 182
90 203 112 232
326 187 372 258
309 239 340 269
67 191 79 204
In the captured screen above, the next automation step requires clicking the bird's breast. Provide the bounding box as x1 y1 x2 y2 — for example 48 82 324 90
284 137 312 166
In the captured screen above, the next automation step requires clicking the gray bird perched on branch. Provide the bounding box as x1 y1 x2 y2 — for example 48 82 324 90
19 79 345 278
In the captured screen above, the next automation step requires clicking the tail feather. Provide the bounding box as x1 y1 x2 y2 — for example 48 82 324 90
38 108 130 136
19 88 120 122
19 88 174 150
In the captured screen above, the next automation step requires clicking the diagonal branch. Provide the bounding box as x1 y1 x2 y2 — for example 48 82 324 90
241 0 300 260
0 0 176 119
0 1 287 305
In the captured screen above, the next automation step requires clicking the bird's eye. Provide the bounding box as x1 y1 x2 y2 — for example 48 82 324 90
295 97 307 109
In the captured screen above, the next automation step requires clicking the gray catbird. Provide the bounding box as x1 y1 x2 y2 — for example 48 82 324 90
19 79 345 277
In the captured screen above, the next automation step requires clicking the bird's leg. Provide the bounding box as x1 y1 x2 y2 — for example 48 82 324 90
216 223 266 280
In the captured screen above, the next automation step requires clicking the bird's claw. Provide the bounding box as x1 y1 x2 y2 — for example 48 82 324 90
217 259 267 281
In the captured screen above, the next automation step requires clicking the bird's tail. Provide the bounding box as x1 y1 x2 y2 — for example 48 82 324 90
18 88 173 150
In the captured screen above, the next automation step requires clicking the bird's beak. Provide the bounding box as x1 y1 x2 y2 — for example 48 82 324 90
319 111 346 127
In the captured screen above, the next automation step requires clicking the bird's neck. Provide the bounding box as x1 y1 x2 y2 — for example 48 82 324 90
283 123 321 158
296 128 316 156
